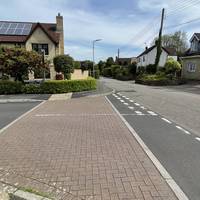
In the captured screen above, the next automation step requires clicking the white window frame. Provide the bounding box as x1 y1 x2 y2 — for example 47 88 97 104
187 62 196 72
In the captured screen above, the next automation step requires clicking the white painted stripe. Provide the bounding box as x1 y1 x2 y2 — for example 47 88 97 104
134 103 140 106
147 111 158 116
120 100 125 102
125 97 130 100
105 96 189 200
162 118 172 124
128 107 134 110
176 126 191 135
129 100 134 103
135 111 144 115
195 137 200 142
122 96 126 98
117 98 121 100
0 101 46 135
123 103 129 105
140 106 146 110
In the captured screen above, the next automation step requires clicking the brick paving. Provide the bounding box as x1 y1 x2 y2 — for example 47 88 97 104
0 97 177 200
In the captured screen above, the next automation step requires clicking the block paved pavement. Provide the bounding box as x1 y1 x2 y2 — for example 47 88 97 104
0 96 177 200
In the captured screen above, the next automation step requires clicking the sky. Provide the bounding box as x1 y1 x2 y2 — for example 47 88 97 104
1 0 200 62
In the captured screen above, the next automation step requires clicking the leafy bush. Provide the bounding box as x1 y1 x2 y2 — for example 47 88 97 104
111 65 120 78
165 58 181 75
146 64 157 74
128 63 137 75
40 78 96 94
94 69 100 79
137 66 146 75
22 84 41 94
0 81 23 94
102 68 112 77
53 55 74 80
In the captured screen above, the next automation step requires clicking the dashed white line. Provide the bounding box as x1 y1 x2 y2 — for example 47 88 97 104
120 100 125 102
134 103 140 106
176 126 191 135
125 97 130 100
195 137 200 142
123 103 129 105
129 100 134 103
128 107 134 110
140 106 146 110
147 111 158 116
162 118 172 124
122 96 126 98
117 98 121 100
135 111 144 115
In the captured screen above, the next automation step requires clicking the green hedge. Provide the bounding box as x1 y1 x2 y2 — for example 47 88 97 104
0 78 97 94
0 81 23 94
40 78 96 94
135 74 186 86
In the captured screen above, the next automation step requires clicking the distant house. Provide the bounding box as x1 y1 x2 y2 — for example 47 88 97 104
116 57 137 66
181 33 200 80
0 13 64 80
137 45 177 67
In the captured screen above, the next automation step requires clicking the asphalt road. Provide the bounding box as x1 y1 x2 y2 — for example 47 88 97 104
107 93 200 200
0 102 41 129
102 77 200 138
104 78 200 200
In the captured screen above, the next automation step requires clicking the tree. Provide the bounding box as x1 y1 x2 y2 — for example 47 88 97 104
128 62 137 75
73 61 81 69
153 31 188 55
105 57 114 68
97 60 105 74
0 47 47 82
53 55 74 80
164 58 181 77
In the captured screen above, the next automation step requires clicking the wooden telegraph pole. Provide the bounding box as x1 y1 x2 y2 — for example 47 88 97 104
155 8 165 70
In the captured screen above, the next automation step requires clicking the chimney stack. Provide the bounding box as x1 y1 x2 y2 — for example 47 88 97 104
56 13 64 55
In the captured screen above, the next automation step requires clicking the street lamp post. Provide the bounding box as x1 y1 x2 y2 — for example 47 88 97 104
92 39 102 78
41 49 46 81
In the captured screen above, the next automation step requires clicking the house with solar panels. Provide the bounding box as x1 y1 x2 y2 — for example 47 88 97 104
0 13 64 80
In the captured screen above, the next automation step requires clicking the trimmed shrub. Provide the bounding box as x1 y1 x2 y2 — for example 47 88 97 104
94 69 100 79
165 58 181 75
40 78 97 94
102 68 112 77
0 81 23 94
146 64 157 74
111 65 120 78
22 84 41 94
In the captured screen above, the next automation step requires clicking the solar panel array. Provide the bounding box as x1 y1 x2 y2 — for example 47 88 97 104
0 22 32 36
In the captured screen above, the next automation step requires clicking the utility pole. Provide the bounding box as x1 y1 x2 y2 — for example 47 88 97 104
155 8 165 70
118 48 120 59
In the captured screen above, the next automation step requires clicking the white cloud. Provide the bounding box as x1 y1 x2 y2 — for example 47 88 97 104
1 0 200 60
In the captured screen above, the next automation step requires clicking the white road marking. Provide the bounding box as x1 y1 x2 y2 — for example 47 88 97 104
122 96 126 98
124 103 129 105
128 107 134 110
147 111 158 116
117 98 121 100
195 137 200 142
134 103 140 106
120 100 125 102
125 97 130 100
176 126 191 135
162 118 172 124
140 106 146 110
129 100 134 103
135 111 144 115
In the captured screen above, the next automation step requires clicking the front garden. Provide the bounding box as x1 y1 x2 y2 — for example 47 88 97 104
135 58 185 86
0 47 97 94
